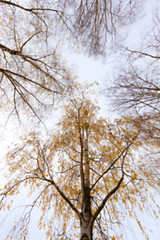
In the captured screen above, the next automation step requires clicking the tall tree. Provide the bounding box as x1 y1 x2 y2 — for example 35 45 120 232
0 92 158 239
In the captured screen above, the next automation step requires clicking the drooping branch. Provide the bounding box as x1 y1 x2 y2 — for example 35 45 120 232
0 44 63 88
0 68 58 94
47 178 80 218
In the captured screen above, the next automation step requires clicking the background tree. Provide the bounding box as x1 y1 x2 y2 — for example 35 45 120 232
111 7 160 184
111 3 160 122
57 0 143 55
0 91 159 240
0 0 74 120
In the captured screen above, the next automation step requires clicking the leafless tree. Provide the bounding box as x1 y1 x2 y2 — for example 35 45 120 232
112 9 160 121
111 9 160 186
58 0 143 55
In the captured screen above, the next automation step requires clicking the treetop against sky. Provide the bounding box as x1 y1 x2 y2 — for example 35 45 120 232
0 93 159 239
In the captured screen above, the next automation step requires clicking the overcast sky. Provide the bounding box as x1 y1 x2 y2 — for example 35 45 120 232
0 0 160 239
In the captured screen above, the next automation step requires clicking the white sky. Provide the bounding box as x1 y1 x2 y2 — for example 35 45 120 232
0 0 160 239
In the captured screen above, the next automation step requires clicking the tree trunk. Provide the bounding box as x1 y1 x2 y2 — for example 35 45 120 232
80 214 93 240
80 127 93 239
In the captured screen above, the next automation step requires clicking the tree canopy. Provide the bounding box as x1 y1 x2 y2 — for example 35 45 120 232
0 92 159 239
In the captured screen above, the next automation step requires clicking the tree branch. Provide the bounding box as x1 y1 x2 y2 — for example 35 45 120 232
91 173 124 226
48 178 80 218
125 47 160 59
90 139 136 191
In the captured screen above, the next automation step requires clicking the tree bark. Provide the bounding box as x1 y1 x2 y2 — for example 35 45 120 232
80 213 93 240
80 127 93 240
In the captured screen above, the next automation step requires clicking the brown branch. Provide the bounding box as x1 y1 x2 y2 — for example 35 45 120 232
1 172 80 219
91 173 124 226
0 0 65 15
0 177 38 198
0 68 59 93
21 55 63 89
0 0 72 34
90 140 135 191
47 178 80 218
0 43 65 90
0 43 19 55
3 71 42 121
20 31 42 51
125 48 160 59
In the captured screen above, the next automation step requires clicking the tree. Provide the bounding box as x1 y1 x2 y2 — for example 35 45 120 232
111 7 160 181
57 0 143 55
105 8 160 233
0 91 159 240
109 1 159 138
0 0 144 120
112 3 160 120
112 53 160 121
0 0 74 120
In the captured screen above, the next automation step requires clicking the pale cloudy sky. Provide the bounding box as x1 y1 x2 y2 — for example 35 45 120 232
0 0 160 239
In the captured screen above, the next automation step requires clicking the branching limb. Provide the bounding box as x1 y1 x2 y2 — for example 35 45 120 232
91 173 124 226
90 138 137 191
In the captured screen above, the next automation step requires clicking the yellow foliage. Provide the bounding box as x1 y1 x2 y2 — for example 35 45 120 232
1 93 159 239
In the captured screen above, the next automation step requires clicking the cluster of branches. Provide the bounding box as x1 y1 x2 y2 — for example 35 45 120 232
0 0 144 120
